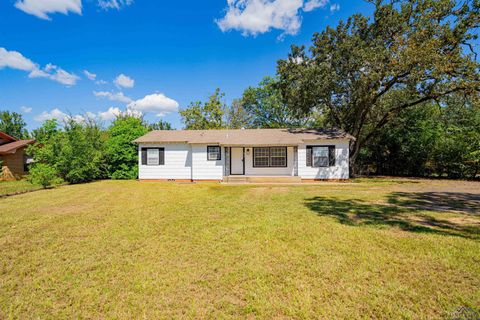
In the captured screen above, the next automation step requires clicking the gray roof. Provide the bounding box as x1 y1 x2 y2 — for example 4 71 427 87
134 128 355 146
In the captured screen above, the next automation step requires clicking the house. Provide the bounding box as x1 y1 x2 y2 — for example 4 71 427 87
134 128 355 182
0 131 35 180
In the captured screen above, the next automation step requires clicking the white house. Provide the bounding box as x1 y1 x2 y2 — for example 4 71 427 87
134 128 355 182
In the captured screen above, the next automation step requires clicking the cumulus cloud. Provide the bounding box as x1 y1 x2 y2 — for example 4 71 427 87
93 91 133 103
14 0 82 20
34 108 69 122
83 70 97 81
98 0 134 10
21 106 33 113
0 48 79 86
127 93 179 117
217 0 329 37
96 107 121 120
114 74 134 88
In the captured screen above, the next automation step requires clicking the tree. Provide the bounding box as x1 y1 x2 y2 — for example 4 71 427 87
149 120 173 131
277 0 480 173
242 77 311 128
28 163 63 188
28 118 107 184
0 111 28 139
105 115 148 179
225 99 251 129
180 89 226 129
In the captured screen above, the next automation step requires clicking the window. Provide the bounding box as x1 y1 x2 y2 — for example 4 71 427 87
253 147 287 168
313 147 329 167
270 147 287 167
306 146 335 167
147 149 160 165
207 146 221 161
141 148 165 165
253 147 270 167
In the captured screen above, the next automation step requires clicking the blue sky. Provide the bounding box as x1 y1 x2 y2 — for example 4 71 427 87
0 0 371 130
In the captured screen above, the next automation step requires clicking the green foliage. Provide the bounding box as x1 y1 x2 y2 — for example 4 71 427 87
277 0 480 169
225 99 251 129
148 120 173 131
360 95 480 179
28 118 107 184
180 89 226 129
241 76 310 128
0 111 29 139
28 163 63 188
105 115 148 180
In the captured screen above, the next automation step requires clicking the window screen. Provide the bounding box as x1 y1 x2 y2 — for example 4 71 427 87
253 147 287 167
147 149 160 165
312 146 329 167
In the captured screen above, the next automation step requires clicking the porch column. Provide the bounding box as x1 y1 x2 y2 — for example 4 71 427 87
294 146 299 177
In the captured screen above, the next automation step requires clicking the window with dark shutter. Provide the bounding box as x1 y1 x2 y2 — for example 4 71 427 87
142 148 165 165
141 148 147 165
306 146 312 166
307 145 336 167
328 146 336 166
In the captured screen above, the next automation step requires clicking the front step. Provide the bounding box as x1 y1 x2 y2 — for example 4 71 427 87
224 176 302 184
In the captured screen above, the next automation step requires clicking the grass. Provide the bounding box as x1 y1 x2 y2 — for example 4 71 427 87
0 179 479 319
0 180 42 196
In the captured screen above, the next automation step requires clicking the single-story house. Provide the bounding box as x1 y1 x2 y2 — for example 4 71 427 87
0 131 35 180
134 128 354 182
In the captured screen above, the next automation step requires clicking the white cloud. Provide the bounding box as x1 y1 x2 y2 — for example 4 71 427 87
21 106 33 113
217 0 329 37
34 108 69 122
83 70 97 81
127 93 179 117
114 74 134 88
304 0 328 12
97 107 122 120
96 79 107 85
14 0 82 20
98 0 134 10
329 3 339 13
0 48 79 86
93 91 133 103
34 108 89 123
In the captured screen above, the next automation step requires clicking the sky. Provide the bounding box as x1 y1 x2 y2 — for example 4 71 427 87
0 0 372 130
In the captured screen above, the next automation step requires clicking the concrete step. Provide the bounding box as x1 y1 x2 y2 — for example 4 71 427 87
224 176 302 184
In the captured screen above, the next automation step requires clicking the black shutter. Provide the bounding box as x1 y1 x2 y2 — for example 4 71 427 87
141 148 147 165
159 148 165 165
306 146 313 167
329 146 336 166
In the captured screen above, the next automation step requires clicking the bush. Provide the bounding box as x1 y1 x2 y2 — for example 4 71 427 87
28 164 63 188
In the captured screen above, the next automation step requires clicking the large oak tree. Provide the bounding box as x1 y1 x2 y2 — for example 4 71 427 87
277 0 480 173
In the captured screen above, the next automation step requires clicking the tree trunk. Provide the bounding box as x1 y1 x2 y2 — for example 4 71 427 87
349 140 361 178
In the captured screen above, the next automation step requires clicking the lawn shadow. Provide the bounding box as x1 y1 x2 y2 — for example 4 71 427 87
305 192 480 239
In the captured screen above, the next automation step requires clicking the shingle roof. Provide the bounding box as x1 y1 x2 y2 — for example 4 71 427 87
0 140 35 155
134 128 355 146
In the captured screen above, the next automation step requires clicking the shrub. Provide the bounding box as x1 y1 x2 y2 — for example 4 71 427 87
28 164 63 189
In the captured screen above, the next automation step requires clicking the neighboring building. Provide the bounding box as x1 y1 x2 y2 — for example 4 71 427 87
0 132 35 180
134 128 354 182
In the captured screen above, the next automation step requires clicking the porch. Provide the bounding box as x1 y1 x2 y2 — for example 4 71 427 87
224 146 298 178
224 175 302 184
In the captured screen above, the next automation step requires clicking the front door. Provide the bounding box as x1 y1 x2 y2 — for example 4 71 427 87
230 147 244 175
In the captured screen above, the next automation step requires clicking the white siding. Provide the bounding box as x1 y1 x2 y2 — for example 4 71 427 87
191 144 224 180
138 143 192 180
243 146 295 176
298 139 350 179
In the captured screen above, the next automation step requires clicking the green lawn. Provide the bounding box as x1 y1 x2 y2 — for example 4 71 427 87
0 180 42 196
0 179 479 319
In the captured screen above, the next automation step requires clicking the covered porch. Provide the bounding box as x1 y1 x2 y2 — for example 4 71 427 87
223 146 299 179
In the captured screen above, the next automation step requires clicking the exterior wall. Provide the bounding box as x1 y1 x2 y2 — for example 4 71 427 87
297 139 350 179
191 144 224 180
243 146 295 176
138 143 192 180
1 147 26 180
